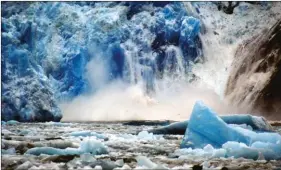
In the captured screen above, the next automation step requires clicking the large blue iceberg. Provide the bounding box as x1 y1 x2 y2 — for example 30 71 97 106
180 101 281 160
1 2 202 121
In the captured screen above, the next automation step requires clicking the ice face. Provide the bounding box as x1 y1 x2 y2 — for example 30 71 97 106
1 2 202 122
180 101 281 160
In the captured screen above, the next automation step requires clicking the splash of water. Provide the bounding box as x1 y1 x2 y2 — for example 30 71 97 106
61 2 281 121
61 42 228 122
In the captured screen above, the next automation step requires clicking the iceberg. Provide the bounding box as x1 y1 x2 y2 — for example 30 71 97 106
180 101 281 160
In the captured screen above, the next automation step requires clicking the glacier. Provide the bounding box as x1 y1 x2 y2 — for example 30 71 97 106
1 2 202 121
180 101 281 160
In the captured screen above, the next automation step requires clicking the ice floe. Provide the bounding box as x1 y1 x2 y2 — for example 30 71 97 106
25 137 108 156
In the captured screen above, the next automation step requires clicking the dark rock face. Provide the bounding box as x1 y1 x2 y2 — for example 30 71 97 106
225 19 281 120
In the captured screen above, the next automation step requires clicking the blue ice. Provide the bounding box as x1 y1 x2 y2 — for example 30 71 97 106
1 2 202 122
6 120 19 125
70 131 107 140
180 101 281 160
25 137 108 156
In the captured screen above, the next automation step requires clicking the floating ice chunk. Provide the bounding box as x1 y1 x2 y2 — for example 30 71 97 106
2 129 13 135
70 131 92 137
136 156 157 169
80 153 96 162
175 140 280 160
182 101 281 148
175 146 226 160
25 147 78 156
19 129 36 136
67 157 117 170
222 142 259 159
45 122 72 126
25 137 108 156
180 101 281 160
2 139 29 150
94 165 102 170
83 166 94 170
212 148 227 158
2 148 16 155
138 131 155 140
115 159 124 167
251 141 281 160
16 161 33 170
136 156 168 169
116 134 136 140
70 131 107 140
79 137 108 155
6 120 19 125
7 135 43 142
28 162 63 170
1 121 6 126
113 164 131 170
33 140 78 149
171 164 193 169
137 131 163 140
221 141 281 160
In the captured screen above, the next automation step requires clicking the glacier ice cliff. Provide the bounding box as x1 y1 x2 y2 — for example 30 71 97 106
2 1 281 121
1 2 202 121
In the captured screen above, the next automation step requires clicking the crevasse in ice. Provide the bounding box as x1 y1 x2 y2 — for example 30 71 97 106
1 2 202 121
